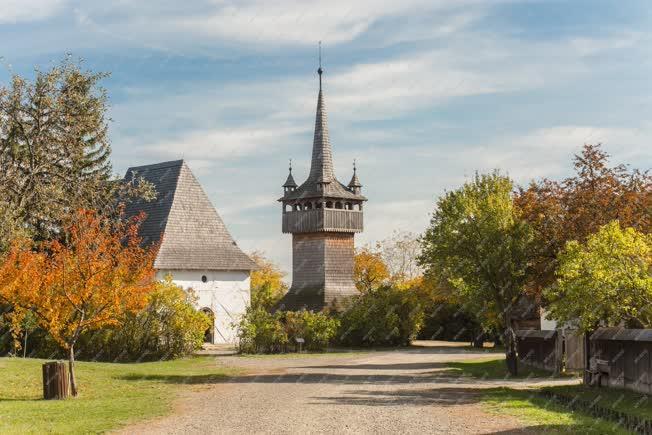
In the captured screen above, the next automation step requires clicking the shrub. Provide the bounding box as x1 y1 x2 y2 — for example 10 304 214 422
95 277 211 361
338 286 425 347
236 306 288 354
284 311 340 351
418 302 484 343
235 308 340 353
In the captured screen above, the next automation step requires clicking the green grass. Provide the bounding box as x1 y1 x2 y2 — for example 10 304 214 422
482 388 631 434
541 384 652 421
0 356 237 434
445 356 567 379
445 357 631 432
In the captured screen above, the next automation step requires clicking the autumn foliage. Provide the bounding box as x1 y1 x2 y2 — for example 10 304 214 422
353 248 390 292
0 209 156 395
545 221 652 331
515 144 652 297
249 251 288 310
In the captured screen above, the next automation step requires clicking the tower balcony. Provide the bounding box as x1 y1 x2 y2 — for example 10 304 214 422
282 208 363 234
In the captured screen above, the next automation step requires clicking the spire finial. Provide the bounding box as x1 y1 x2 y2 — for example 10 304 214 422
353 158 357 173
289 158 292 173
317 41 323 90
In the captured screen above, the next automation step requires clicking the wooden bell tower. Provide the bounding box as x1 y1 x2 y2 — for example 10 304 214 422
277 61 366 312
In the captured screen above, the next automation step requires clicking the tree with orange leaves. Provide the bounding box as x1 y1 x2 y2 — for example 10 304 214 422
515 144 652 298
0 209 156 396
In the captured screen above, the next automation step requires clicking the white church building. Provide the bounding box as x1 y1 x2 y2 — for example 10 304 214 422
124 160 256 344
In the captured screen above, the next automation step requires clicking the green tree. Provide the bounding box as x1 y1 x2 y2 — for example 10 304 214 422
0 57 153 248
545 221 652 332
338 285 426 347
418 172 533 375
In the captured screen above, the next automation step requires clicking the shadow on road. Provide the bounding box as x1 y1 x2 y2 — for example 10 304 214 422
118 371 454 385
309 386 482 407
300 362 450 371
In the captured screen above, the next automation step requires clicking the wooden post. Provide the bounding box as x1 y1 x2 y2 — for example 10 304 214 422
583 332 592 385
42 361 70 400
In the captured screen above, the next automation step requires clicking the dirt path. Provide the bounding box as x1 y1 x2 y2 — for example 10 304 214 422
118 343 578 434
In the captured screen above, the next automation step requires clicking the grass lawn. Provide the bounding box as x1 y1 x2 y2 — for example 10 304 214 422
445 356 567 379
445 357 633 433
541 384 652 421
482 388 631 434
0 356 237 434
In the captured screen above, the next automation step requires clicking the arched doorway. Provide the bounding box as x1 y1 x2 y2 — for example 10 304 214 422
200 307 215 344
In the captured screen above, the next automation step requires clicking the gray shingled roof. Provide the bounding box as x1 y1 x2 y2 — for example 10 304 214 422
280 89 366 202
516 329 557 340
283 169 297 188
590 328 652 342
348 167 362 188
124 160 256 271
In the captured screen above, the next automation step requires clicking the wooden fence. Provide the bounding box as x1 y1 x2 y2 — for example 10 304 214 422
564 331 586 371
516 329 562 373
590 328 652 394
516 329 586 373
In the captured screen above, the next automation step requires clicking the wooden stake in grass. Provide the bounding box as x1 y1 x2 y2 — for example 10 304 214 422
42 361 69 400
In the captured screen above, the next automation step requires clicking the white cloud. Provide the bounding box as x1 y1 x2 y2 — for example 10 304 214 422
0 0 65 23
219 194 277 218
360 199 432 246
140 124 308 162
77 0 494 46
570 32 643 57
110 29 609 144
0 0 511 57
473 125 650 182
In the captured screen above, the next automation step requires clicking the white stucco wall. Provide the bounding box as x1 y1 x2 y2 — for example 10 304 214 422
156 269 250 344
540 309 558 331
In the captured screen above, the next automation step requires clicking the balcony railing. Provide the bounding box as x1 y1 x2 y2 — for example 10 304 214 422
282 209 363 233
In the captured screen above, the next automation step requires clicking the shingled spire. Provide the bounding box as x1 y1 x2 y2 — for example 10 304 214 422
307 82 335 184
279 53 367 203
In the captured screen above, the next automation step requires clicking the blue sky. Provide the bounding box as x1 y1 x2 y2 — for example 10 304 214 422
1 0 651 272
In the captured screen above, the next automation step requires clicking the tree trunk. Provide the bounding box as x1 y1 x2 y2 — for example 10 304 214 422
23 331 28 358
472 330 484 348
68 346 78 397
505 325 518 376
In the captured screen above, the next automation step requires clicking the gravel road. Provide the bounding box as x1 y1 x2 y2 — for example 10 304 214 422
118 342 578 435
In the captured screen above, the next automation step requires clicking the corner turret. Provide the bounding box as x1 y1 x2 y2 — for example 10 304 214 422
348 160 362 195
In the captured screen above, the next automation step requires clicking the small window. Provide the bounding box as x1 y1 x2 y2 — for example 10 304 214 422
201 275 208 283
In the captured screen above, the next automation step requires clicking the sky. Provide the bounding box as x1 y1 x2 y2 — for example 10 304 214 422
1 0 651 273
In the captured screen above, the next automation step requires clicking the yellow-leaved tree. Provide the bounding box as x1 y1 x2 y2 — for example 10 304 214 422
354 247 390 292
249 251 288 311
0 209 156 396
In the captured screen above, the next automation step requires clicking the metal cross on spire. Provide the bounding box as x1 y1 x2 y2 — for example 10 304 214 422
318 41 323 90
